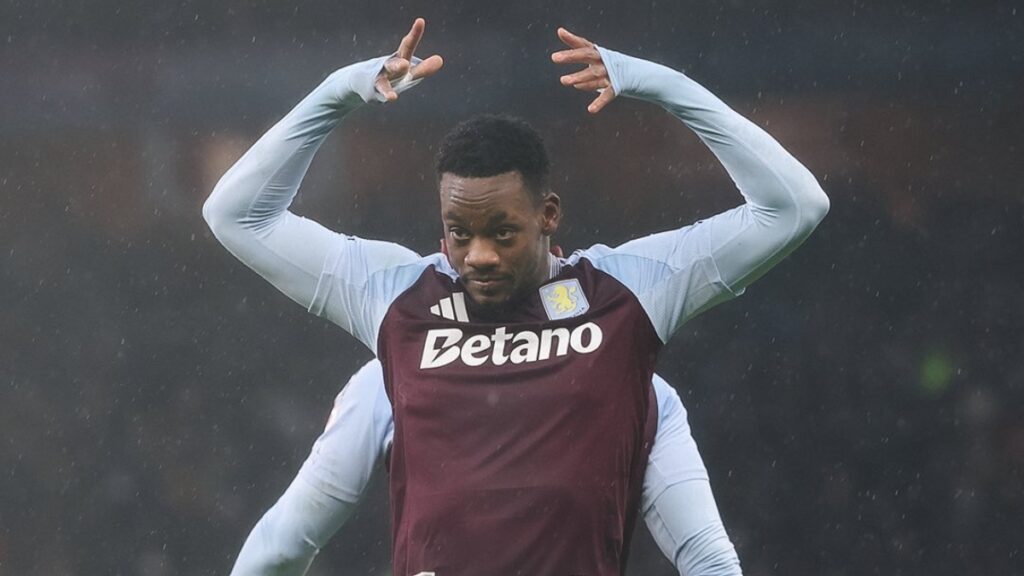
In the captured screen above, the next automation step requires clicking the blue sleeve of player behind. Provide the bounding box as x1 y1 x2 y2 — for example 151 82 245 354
231 359 394 575
229 476 356 576
296 359 394 502
643 375 742 575
646 480 744 576
644 374 711 504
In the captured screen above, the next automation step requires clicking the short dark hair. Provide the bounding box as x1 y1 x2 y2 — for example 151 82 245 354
435 114 550 201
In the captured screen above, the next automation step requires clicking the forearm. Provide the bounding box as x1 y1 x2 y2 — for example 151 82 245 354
230 477 357 576
645 479 743 576
599 48 830 291
201 56 390 308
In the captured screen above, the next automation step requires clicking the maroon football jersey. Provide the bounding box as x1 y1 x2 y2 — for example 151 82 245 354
377 257 661 576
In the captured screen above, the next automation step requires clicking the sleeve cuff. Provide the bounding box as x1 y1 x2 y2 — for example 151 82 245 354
595 45 688 105
595 45 628 97
329 54 427 104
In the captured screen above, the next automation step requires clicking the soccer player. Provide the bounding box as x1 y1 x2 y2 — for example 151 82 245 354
204 18 828 575
230 361 741 575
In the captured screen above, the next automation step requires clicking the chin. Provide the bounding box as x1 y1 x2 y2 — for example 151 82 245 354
467 290 508 307
466 290 517 319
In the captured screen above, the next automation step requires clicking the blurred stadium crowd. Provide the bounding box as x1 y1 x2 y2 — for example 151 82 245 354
1 2 1020 574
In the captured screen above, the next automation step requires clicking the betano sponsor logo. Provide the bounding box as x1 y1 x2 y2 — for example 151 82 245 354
419 322 604 369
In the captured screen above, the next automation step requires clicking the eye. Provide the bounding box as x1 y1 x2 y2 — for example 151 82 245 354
495 228 516 241
448 227 470 241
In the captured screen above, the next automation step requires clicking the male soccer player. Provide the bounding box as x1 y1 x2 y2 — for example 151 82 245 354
204 18 828 575
230 361 741 575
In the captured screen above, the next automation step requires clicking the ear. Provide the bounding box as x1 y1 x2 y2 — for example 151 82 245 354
440 238 449 256
540 192 561 236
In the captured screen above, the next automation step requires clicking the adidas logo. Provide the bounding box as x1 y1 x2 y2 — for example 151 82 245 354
429 292 469 323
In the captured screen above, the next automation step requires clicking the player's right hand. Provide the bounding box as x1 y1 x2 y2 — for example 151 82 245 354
375 18 444 102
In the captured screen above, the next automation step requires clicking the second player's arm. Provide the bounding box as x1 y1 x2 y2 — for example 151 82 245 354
229 361 393 576
230 365 738 576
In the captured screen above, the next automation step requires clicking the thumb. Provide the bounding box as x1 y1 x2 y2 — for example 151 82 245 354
384 57 411 79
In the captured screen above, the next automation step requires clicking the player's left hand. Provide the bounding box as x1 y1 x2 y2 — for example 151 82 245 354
551 27 616 114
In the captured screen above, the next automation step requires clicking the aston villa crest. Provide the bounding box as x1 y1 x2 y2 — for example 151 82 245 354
540 279 590 320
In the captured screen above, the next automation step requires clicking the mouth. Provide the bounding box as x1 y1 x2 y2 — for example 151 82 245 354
466 276 511 292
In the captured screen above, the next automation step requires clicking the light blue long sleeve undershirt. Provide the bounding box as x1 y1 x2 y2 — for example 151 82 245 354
202 48 829 350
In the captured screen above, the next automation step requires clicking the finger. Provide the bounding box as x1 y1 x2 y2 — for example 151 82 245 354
551 47 602 65
374 75 399 102
397 18 426 61
588 88 617 114
409 54 444 79
559 63 606 86
557 27 592 49
571 79 610 92
384 57 411 80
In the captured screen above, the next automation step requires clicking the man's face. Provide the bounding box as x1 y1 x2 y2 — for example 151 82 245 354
439 171 560 315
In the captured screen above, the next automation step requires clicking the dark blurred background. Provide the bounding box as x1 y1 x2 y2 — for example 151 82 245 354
1 1 1022 574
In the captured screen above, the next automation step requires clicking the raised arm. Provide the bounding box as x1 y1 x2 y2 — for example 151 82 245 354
553 29 829 340
202 19 443 311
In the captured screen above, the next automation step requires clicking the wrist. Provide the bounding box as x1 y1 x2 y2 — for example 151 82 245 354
326 54 427 105
595 46 684 103
323 55 393 104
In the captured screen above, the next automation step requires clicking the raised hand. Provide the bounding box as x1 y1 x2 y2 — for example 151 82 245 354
375 18 444 102
550 27 616 114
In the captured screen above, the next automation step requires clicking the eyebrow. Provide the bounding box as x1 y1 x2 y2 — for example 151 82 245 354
442 211 512 226
486 212 510 226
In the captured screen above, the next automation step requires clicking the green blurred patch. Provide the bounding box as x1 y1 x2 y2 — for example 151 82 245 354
919 350 954 396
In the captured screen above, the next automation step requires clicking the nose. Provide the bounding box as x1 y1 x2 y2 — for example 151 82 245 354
464 238 500 270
